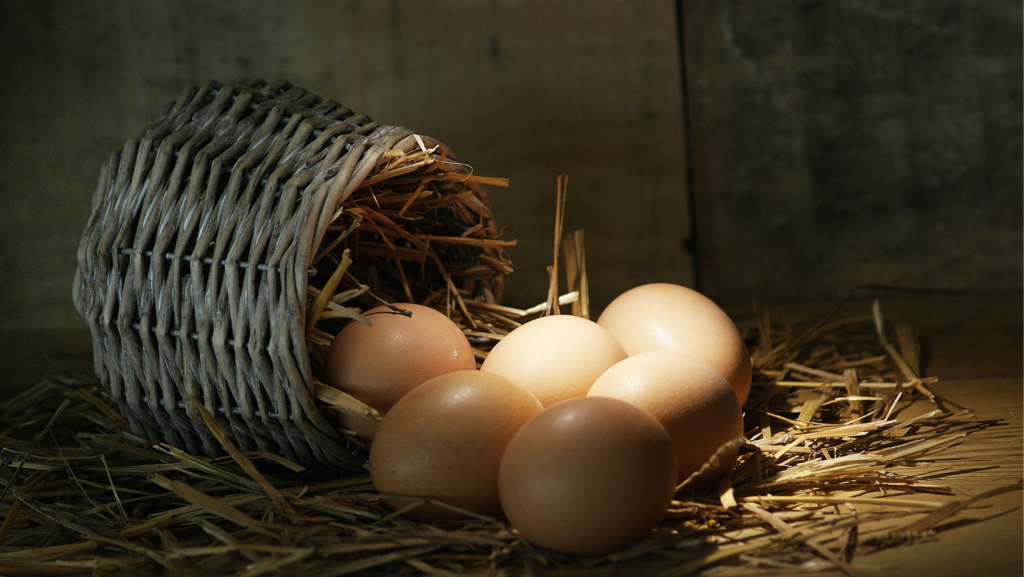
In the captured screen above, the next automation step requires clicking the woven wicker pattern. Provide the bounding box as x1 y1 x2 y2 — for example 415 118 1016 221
72 79 500 471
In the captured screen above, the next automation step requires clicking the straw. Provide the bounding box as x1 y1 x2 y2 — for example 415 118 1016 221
20 148 1023 574
0 323 1016 576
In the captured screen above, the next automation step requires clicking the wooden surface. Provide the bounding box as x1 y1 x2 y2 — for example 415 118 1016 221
680 0 1023 303
1 291 1020 576
5 1 1021 335
0 0 692 332
728 291 1023 577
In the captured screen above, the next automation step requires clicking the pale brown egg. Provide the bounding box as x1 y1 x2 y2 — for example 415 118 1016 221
369 370 543 521
588 351 744 488
480 315 627 407
596 283 753 406
498 396 677 557
321 303 476 440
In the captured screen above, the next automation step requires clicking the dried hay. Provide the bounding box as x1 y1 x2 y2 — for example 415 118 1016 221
1 294 1017 576
2 170 1019 574
303 141 517 352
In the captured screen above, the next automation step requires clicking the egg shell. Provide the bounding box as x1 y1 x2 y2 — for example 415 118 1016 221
480 315 628 407
587 351 744 488
498 396 677 557
369 370 543 521
321 303 476 438
596 283 753 406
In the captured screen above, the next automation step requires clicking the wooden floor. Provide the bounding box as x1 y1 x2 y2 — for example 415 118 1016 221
863 292 1022 577
726 291 1024 577
1 291 1021 576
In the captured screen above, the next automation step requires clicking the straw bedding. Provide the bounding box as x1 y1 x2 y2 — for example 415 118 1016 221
0 293 1016 576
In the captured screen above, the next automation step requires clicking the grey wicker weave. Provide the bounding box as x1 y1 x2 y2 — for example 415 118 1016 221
73 79 507 471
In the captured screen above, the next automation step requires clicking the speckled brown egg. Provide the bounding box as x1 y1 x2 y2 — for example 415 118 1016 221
588 351 744 488
321 303 476 439
480 315 627 407
596 283 753 406
369 370 543 521
497 396 677 557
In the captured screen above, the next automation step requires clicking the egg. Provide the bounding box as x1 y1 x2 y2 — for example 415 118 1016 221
587 351 744 488
369 370 543 520
498 396 677 557
596 283 753 406
480 315 627 407
321 303 476 440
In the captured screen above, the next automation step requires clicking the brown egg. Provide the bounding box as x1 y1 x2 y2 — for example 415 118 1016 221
498 396 677 557
480 315 627 407
588 351 744 487
596 283 753 406
321 303 476 439
369 370 543 521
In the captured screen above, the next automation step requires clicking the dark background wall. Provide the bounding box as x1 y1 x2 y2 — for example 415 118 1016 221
0 0 1020 333
682 0 1023 303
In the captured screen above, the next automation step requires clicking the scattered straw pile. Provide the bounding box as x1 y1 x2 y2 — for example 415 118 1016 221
1 290 1017 576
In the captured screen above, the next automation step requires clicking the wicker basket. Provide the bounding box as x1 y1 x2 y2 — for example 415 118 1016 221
73 79 510 472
